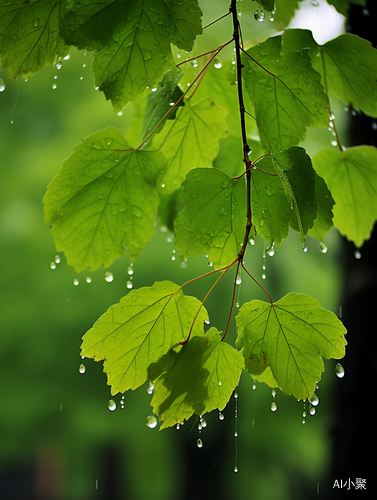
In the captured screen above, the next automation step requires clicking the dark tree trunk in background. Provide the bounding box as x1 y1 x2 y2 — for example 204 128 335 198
328 1 377 498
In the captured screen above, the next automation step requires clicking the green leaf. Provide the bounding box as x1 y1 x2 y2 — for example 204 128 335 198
312 146 377 247
307 174 334 242
150 328 243 429
0 0 69 78
242 36 328 150
81 281 208 394
257 0 276 12
60 0 129 51
250 156 291 247
43 127 166 272
152 98 228 194
273 147 317 240
91 0 202 111
236 293 347 400
174 168 247 268
141 68 184 146
326 0 365 17
319 34 377 117
283 30 377 118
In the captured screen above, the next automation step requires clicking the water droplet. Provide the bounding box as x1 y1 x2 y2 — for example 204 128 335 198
309 405 316 416
151 87 157 93
104 271 113 282
236 273 242 285
147 381 155 394
218 412 225 421
85 276 92 283
266 244 275 257
50 262 57 269
108 399 116 411
127 265 134 276
262 273 266 280
191 59 198 68
146 415 158 428
176 423 181 430
362 8 369 16
371 120 377 131
234 466 238 473
126 280 133 289
52 83 57 90
303 245 308 253
214 58 222 69
55 62 62 70
271 389 276 398
33 19 39 27
270 402 277 412
254 9 265 22
54 255 60 264
176 51 181 59
197 438 203 448
319 242 328 253
63 54 71 61
310 393 319 407
73 278 79 286
354 249 361 259
79 363 86 374
252 381 257 390
249 237 256 246
311 0 319 6
335 363 345 378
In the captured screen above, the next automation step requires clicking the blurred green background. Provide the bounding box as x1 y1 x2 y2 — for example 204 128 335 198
0 1 354 499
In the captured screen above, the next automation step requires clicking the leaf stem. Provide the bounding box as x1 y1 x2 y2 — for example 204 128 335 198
203 11 231 30
221 260 241 341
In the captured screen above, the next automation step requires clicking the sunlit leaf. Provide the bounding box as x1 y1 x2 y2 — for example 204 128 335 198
152 98 228 194
151 328 243 429
0 0 69 78
43 127 166 272
236 293 347 400
175 168 247 268
81 281 208 394
312 146 377 247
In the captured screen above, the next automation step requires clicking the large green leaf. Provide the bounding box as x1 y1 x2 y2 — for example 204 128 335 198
250 156 291 247
60 0 129 51
150 328 243 429
81 281 208 394
91 0 202 110
152 98 228 194
174 168 247 268
327 0 365 17
242 36 328 150
282 30 377 118
312 146 377 247
236 293 347 401
0 0 69 78
43 127 166 272
307 174 334 242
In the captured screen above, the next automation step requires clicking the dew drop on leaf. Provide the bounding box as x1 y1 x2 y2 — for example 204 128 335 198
79 363 86 374
266 244 275 257
214 58 222 69
104 271 113 282
126 280 133 289
310 393 319 407
85 276 92 284
270 402 277 412
335 363 345 378
319 242 328 253
262 273 267 280
0 79 6 92
303 245 308 253
146 415 158 428
249 237 256 246
50 262 56 269
309 406 316 416
254 9 265 22
197 438 203 448
218 412 225 421
55 255 60 264
191 59 198 68
73 278 79 286
147 381 154 394
108 399 116 411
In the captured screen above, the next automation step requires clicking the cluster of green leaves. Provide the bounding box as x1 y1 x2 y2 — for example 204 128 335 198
2 0 374 428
